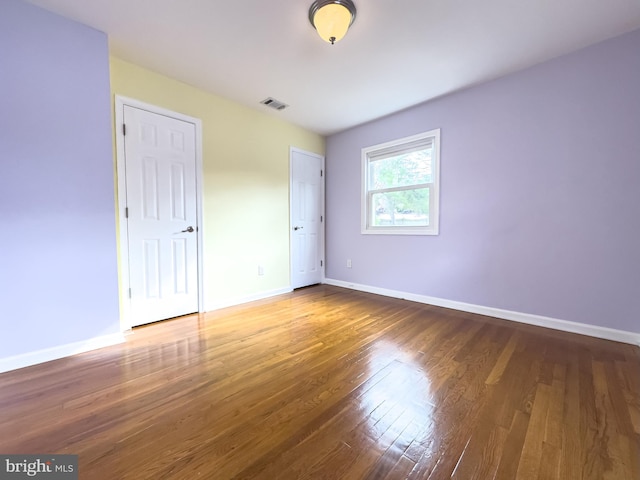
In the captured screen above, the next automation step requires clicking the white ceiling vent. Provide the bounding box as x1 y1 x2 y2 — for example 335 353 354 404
260 97 289 111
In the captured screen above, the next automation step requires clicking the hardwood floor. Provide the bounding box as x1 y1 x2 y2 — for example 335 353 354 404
1 285 638 479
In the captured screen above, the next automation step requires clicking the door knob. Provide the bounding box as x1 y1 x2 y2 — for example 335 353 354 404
181 226 195 233
293 226 304 231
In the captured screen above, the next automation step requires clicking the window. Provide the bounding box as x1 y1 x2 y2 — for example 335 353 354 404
361 129 440 235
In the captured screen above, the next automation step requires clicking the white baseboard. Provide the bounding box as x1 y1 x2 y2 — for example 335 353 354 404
323 278 640 347
206 286 293 311
0 332 126 374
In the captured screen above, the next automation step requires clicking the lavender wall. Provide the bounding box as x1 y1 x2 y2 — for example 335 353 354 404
326 29 640 334
0 0 120 357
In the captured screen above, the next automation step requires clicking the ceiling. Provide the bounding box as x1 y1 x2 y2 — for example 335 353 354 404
25 0 640 136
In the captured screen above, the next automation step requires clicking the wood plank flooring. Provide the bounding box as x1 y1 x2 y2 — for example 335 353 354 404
1 285 638 479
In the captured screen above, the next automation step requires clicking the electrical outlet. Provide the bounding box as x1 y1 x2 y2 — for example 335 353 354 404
258 265 264 276
347 259 352 268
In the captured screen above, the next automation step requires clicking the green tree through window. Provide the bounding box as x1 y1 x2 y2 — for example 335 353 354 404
369 149 432 226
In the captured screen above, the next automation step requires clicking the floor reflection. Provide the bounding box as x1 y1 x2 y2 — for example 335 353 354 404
357 340 436 453
122 313 210 375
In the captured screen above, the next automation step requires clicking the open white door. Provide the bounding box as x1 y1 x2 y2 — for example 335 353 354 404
120 104 200 326
290 148 324 289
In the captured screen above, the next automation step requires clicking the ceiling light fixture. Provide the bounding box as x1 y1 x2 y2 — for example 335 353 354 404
309 0 357 45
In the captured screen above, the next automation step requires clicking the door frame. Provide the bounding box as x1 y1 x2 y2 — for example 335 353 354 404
115 95 205 330
289 147 326 289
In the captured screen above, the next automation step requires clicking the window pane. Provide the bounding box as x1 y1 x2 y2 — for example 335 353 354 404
369 148 432 189
371 188 429 227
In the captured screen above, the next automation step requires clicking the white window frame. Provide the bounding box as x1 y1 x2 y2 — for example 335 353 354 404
361 129 440 235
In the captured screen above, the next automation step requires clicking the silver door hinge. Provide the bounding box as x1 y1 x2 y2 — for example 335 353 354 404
320 170 323 177
321 260 323 267
122 124 126 136
321 215 323 222
128 288 132 299
125 207 129 218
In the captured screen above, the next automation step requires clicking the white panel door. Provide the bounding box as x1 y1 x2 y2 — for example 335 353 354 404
291 149 324 289
124 106 198 326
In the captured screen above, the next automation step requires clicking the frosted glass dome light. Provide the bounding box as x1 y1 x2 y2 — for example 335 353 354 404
309 0 357 45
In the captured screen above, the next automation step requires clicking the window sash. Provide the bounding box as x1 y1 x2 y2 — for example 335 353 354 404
366 186 431 229
367 182 431 195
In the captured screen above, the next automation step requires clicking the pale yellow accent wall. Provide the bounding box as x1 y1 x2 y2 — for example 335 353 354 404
109 57 325 308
